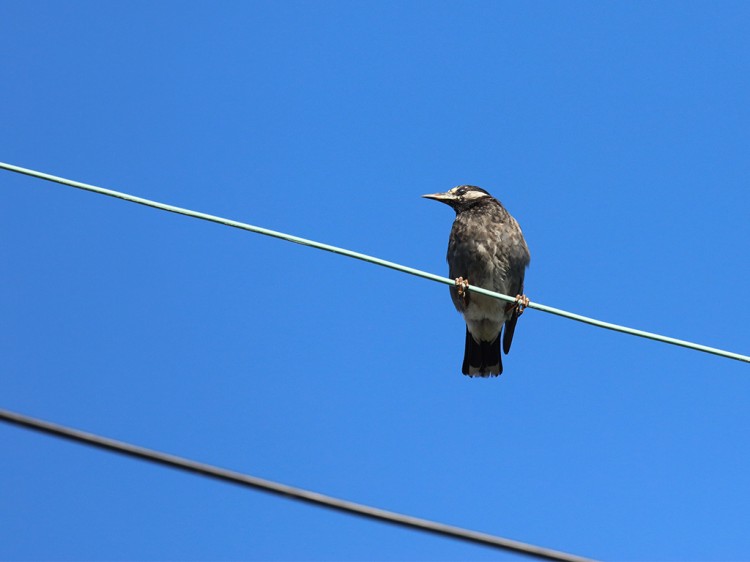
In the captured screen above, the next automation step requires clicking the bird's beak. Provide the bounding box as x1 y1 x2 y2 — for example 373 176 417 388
422 191 453 202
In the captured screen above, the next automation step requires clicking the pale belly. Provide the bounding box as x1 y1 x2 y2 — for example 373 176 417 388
462 293 509 341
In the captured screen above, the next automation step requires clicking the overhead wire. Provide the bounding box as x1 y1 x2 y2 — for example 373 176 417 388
2 161 747 364
0 408 596 562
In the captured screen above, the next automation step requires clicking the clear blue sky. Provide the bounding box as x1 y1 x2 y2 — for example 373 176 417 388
2 2 749 560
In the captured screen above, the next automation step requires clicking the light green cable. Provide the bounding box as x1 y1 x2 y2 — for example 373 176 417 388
2 161 748 365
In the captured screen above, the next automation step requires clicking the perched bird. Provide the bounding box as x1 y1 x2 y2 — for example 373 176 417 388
423 185 530 377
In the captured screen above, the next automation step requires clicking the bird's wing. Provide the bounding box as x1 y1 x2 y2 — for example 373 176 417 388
502 311 518 355
502 270 525 355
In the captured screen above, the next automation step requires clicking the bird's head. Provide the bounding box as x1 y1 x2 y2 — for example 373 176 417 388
422 185 494 212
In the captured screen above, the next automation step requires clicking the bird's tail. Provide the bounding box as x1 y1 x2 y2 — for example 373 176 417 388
462 328 502 377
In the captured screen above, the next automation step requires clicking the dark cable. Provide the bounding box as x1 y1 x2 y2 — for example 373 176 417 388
0 408 595 562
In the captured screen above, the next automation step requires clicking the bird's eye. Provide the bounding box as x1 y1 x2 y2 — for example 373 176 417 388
455 187 466 197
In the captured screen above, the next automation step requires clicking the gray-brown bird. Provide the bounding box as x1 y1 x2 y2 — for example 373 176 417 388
423 185 530 377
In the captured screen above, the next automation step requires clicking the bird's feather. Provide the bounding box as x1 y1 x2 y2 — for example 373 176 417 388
503 312 518 355
463 328 502 377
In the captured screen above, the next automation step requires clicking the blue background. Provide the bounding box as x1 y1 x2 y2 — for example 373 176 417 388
2 2 749 560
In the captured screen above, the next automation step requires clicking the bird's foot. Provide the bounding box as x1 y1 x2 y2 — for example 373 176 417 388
514 294 530 316
455 277 470 298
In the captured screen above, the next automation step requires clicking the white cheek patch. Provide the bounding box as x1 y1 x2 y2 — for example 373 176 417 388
462 190 489 200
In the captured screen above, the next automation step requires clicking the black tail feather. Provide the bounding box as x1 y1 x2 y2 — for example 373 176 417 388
462 328 502 376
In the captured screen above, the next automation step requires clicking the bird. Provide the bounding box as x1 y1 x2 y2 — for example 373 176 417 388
423 185 530 377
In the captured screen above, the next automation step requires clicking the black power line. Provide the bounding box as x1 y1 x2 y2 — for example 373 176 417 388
0 408 595 562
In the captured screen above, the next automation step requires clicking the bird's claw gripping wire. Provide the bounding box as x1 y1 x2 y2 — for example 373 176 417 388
507 294 530 316
455 277 470 297
455 277 470 305
514 294 530 316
